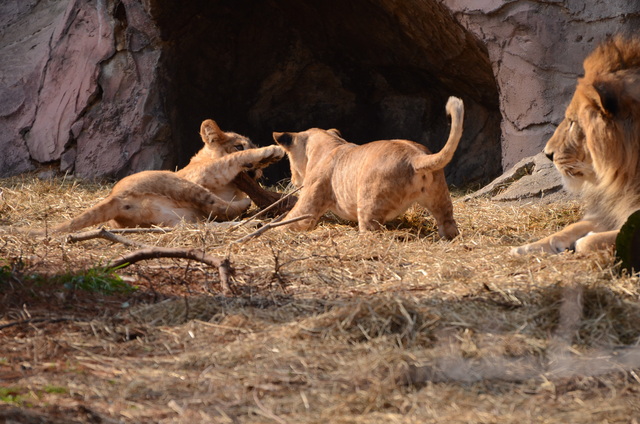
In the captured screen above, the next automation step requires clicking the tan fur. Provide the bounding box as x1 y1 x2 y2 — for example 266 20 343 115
272 96 464 237
14 120 284 235
513 36 640 254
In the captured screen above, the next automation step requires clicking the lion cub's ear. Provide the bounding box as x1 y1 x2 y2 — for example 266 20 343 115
273 132 294 147
200 119 227 145
327 128 342 137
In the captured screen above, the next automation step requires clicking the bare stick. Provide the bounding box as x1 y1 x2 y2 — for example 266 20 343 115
108 247 233 295
0 317 86 331
65 228 152 248
231 215 312 244
104 227 172 234
67 229 234 295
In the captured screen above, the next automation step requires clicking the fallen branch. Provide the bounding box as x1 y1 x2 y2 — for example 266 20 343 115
108 248 233 295
65 228 153 248
98 227 172 234
0 317 87 331
67 229 234 295
231 215 312 244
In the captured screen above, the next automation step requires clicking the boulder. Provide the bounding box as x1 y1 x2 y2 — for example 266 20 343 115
464 152 575 203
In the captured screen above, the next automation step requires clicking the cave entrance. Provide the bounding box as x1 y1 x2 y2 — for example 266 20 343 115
153 0 501 186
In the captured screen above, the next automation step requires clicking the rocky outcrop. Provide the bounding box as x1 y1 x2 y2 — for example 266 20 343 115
0 0 170 180
0 0 638 185
464 152 574 204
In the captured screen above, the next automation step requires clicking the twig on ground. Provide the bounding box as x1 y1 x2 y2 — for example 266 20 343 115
231 214 312 244
108 248 233 295
99 228 172 234
67 228 234 295
65 228 153 248
0 317 86 331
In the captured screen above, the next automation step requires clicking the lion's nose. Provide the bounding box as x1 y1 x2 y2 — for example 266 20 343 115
545 151 554 161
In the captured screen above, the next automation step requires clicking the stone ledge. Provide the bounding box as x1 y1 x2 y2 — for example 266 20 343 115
465 152 576 203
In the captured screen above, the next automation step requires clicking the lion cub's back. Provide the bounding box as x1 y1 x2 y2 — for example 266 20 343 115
338 139 431 179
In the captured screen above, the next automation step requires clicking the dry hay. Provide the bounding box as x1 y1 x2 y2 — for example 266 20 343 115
1 173 640 423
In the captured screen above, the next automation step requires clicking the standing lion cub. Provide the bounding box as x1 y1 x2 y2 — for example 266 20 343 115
14 120 284 235
273 96 464 238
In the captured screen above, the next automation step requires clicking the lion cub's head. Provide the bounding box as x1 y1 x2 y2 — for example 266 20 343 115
544 36 640 197
273 128 343 187
200 119 256 158
199 119 263 179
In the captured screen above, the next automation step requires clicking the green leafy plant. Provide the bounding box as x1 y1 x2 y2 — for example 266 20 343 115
43 385 68 394
0 387 24 405
60 267 135 295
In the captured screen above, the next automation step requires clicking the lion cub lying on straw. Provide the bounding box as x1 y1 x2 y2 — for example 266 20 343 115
272 96 464 237
14 120 284 235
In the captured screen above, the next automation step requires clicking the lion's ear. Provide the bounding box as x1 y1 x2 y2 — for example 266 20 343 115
327 128 342 137
200 119 227 145
593 80 620 117
273 132 294 147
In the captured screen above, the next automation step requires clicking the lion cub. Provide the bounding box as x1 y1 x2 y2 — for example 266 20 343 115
273 96 464 238
19 120 284 235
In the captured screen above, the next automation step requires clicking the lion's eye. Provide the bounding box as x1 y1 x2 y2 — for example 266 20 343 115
568 120 583 138
234 144 244 151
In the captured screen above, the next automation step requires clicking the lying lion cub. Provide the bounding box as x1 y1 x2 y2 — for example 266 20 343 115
15 120 284 235
273 96 464 238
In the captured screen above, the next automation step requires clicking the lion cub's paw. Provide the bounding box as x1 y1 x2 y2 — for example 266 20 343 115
256 145 285 168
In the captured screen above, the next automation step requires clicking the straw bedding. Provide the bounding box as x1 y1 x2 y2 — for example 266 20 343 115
0 174 639 423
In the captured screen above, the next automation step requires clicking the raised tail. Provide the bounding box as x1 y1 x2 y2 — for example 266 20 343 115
412 96 464 171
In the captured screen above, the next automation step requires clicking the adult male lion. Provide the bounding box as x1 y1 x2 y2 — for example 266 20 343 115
513 36 640 254
14 120 284 235
272 96 464 237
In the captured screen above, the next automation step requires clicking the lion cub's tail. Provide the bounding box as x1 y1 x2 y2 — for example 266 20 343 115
412 96 464 172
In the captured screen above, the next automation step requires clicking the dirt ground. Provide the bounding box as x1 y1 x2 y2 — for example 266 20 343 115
1 174 639 423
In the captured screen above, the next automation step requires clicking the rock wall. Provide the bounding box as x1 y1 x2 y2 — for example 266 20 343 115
0 0 638 184
0 0 171 180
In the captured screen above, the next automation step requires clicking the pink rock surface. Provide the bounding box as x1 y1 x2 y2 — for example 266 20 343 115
0 0 638 183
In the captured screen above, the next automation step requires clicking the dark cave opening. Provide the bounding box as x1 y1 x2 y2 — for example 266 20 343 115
152 0 501 186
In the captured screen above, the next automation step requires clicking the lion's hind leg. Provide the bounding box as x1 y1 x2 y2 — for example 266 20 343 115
164 179 251 221
417 177 459 240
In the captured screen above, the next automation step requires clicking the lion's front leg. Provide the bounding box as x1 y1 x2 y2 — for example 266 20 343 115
277 183 331 231
220 145 285 185
511 220 599 255
574 230 618 252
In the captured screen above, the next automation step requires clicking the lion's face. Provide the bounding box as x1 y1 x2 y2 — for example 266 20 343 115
544 97 597 192
199 119 261 178
200 120 256 154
